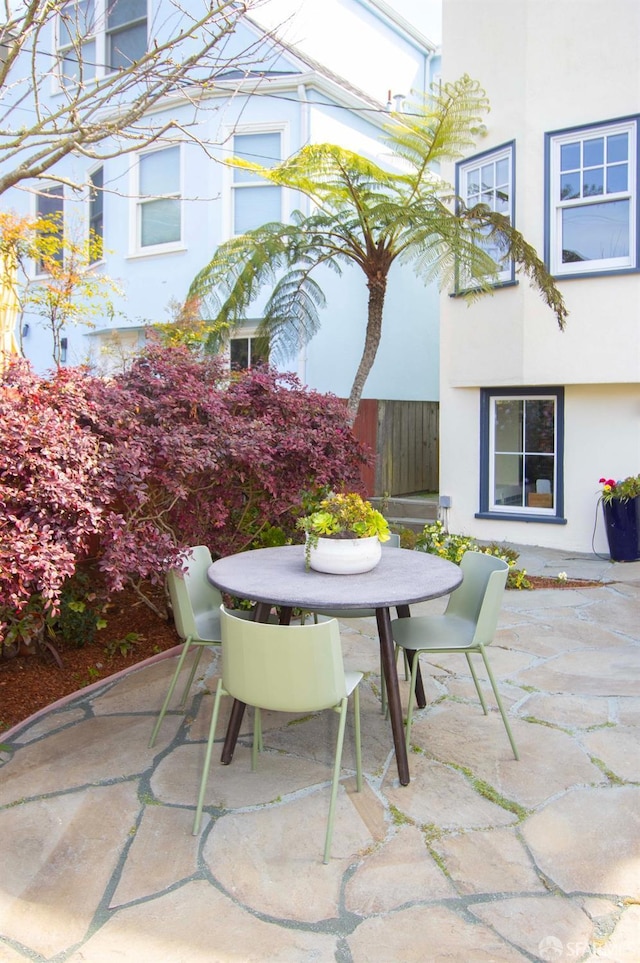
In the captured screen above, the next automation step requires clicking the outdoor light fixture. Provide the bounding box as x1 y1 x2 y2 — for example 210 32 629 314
60 337 68 363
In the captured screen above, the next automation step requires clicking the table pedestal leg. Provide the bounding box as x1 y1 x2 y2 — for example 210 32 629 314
376 606 410 785
395 604 426 709
220 600 272 766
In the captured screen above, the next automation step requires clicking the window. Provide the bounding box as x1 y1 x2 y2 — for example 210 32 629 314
57 0 147 84
230 334 269 370
478 388 565 521
36 186 64 273
457 142 515 286
232 132 282 234
547 118 638 276
89 166 104 262
136 146 181 251
107 0 147 71
59 0 96 86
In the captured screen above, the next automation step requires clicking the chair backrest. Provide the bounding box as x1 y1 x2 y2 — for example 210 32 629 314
385 533 401 548
220 607 347 712
167 546 222 641
445 551 509 645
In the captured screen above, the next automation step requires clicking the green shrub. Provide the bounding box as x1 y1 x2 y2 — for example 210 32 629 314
415 520 532 589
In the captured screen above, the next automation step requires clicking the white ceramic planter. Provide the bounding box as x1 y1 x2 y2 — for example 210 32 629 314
307 535 382 575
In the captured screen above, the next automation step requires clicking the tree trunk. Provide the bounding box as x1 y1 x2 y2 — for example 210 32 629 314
346 275 387 425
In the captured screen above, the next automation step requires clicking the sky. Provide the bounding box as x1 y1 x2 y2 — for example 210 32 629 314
253 0 442 106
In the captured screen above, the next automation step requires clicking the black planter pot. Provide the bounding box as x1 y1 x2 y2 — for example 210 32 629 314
602 496 640 562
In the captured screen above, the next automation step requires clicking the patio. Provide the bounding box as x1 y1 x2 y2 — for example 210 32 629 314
1 545 639 962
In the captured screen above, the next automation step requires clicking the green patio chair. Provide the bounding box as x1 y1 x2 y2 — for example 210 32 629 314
149 546 258 749
390 551 518 759
193 607 363 864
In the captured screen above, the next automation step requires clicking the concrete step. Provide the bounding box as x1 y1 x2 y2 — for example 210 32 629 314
371 496 439 533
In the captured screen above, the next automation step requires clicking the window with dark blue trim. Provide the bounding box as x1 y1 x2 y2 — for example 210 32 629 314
478 387 565 523
546 116 638 277
456 141 515 288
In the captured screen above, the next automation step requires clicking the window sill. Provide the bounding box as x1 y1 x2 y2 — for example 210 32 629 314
552 265 639 281
450 278 518 298
126 245 186 260
475 511 567 525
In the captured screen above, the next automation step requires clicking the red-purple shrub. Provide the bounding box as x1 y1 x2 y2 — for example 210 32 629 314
1 346 369 633
0 360 113 642
91 346 368 584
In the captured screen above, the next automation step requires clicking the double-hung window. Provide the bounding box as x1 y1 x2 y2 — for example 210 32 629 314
36 186 65 273
136 145 181 252
59 0 96 86
547 118 638 276
107 0 147 71
57 0 147 84
478 388 565 521
457 142 515 287
89 166 104 262
232 132 282 235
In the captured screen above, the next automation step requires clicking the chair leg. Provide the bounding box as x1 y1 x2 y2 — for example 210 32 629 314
324 697 349 864
465 652 489 714
149 637 193 748
478 646 519 761
193 680 225 834
353 686 362 792
404 651 421 754
252 707 262 771
178 646 206 708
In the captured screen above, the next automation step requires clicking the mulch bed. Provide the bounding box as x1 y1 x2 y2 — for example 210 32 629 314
524 576 602 590
1 581 180 734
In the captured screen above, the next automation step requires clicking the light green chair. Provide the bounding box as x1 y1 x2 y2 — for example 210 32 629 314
302 533 407 713
149 546 256 749
193 607 363 864
390 551 518 760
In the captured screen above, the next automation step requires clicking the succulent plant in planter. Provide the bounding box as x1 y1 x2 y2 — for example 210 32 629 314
297 492 391 572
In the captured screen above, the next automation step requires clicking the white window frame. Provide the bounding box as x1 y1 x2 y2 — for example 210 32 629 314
547 118 638 276
57 0 97 88
217 321 270 371
228 126 285 237
130 144 183 257
457 142 515 287
56 0 148 88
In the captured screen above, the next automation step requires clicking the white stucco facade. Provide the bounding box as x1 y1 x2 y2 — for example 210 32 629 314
439 0 640 555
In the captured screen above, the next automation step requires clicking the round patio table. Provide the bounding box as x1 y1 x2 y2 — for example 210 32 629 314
208 544 462 786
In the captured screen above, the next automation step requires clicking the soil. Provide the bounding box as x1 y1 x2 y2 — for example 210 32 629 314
0 572 601 735
0 577 180 734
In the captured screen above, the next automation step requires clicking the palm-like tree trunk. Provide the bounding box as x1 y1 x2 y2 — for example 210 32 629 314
346 273 387 424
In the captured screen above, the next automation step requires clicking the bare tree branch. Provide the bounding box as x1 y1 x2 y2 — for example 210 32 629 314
0 0 273 196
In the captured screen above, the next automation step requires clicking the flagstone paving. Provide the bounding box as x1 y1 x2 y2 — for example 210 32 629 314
1 547 639 962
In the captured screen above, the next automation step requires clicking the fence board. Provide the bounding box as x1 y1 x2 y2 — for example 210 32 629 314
350 400 439 497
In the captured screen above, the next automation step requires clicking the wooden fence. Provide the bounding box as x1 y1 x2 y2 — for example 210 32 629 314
352 399 439 497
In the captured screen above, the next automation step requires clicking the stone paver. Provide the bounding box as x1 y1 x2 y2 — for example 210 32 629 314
522 786 640 898
1 546 639 962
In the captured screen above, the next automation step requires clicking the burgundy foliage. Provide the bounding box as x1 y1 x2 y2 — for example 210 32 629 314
1 346 368 636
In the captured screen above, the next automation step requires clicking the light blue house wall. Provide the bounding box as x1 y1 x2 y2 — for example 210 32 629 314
1 2 440 405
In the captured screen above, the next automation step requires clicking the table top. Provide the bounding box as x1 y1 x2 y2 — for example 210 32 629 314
207 545 462 610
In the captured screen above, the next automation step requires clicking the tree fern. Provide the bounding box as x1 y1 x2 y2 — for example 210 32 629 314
188 75 567 422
